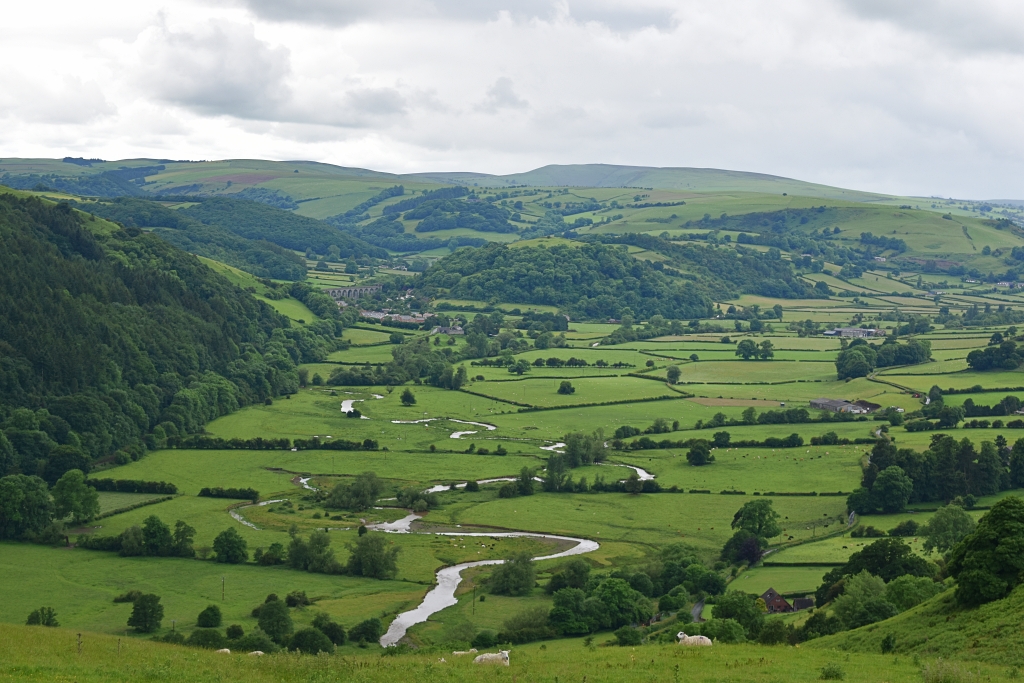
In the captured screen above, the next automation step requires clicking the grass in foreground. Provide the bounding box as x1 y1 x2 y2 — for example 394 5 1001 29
2 622 1006 683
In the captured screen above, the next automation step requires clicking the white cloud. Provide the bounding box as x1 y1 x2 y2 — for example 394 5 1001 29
0 0 1023 197
0 76 115 124
476 77 529 113
133 18 292 119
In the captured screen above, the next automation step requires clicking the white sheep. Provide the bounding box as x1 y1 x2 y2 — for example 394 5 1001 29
247 651 264 656
677 632 712 646
215 648 231 654
452 648 478 656
473 650 510 666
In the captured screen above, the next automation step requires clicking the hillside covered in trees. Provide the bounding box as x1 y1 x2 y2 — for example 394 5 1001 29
418 242 715 319
74 198 308 280
0 193 346 483
592 233 824 300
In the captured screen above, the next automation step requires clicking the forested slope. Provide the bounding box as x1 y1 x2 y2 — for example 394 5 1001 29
179 197 386 258
418 242 715 319
76 198 307 280
0 192 345 483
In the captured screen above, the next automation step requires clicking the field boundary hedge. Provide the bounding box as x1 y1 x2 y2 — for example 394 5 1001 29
94 495 176 521
199 487 259 502
518 394 689 413
761 561 845 567
87 479 178 494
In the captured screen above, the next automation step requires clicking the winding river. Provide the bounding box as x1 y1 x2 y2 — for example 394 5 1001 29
372 513 600 647
241 453 655 647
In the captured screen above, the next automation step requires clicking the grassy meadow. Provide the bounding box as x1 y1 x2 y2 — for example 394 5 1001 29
8 160 1024 677
3 621 999 683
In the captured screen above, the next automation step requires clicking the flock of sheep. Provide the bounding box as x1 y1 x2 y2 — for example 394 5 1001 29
210 632 710 663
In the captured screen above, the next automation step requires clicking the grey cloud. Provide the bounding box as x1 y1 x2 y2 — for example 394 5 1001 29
135 20 291 119
836 0 1024 54
344 87 406 116
476 77 528 113
0 76 115 124
240 0 676 31
299 87 408 127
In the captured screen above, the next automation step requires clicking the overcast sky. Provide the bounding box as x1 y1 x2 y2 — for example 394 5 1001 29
2 0 1023 198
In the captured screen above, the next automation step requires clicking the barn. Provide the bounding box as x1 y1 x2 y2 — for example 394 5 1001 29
760 588 793 614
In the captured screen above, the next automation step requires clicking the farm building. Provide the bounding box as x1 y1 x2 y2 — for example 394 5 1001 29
822 327 886 338
793 597 815 611
809 398 879 414
760 588 793 614
430 325 465 335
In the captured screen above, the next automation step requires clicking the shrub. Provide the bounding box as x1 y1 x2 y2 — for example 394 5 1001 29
257 598 293 642
286 590 311 608
113 590 142 604
499 606 555 644
819 663 845 680
757 618 788 645
158 631 186 644
881 633 896 654
311 612 347 645
472 630 498 649
196 605 222 628
489 553 536 596
921 659 976 683
226 624 244 640
465 480 480 492
614 625 643 646
25 607 58 627
186 628 226 649
888 520 919 537
698 618 746 643
235 628 279 654
557 381 575 395
289 627 335 655
349 617 384 644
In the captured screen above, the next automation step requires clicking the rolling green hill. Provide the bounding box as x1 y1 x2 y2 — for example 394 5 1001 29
811 582 1024 666
4 158 1023 271
409 163 892 201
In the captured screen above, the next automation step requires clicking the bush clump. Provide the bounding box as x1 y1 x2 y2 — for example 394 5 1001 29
289 627 335 655
819 663 845 680
186 628 227 649
196 605 222 628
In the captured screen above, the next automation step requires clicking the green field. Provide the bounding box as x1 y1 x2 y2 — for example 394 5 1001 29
2 621 994 683
9 159 1024 678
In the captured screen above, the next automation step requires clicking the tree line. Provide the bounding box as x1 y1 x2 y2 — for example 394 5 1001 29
847 435 1024 515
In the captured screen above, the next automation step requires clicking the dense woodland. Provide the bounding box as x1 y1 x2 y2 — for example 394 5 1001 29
0 194 345 484
178 197 386 259
419 242 715 320
593 233 825 300
76 198 307 280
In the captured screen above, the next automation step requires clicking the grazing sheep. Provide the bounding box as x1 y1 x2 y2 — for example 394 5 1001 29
677 632 712 646
452 649 478 656
438 658 447 663
215 648 231 654
473 650 510 666
247 651 264 656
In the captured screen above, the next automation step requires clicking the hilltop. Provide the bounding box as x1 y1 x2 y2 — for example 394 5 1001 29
408 163 892 201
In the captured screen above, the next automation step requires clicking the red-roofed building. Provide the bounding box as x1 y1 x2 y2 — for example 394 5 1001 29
760 588 793 614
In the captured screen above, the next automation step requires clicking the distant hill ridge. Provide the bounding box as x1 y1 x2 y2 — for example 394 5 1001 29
406 163 892 201
1 158 891 200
